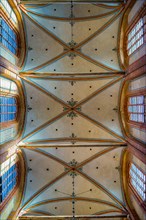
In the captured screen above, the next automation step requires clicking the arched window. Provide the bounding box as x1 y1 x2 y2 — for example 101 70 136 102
0 154 18 204
0 0 17 24
0 19 18 55
127 18 144 56
129 163 146 201
0 96 17 123
128 95 145 123
0 77 18 144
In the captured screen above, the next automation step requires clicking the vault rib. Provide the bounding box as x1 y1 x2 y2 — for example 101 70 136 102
24 139 123 145
18 170 71 213
23 7 119 21
74 76 123 108
75 51 117 72
20 76 69 108
93 209 126 216
20 110 70 143
19 72 124 78
76 170 126 211
92 3 124 9
21 147 119 170
19 144 126 148
76 146 118 168
25 197 124 213
19 3 49 8
23 51 70 73
23 147 73 169
74 6 124 49
20 5 70 49
75 110 125 142
23 210 53 216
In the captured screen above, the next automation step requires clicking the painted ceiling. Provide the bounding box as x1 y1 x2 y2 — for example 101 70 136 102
18 1 128 219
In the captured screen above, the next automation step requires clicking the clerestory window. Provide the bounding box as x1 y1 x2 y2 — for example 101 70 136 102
129 163 146 201
127 18 144 56
0 155 18 203
128 95 145 123
0 19 17 55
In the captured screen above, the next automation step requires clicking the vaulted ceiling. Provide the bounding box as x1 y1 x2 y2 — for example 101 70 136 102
20 1 124 74
18 1 128 219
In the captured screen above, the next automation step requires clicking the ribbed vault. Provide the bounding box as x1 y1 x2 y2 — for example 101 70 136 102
18 1 127 219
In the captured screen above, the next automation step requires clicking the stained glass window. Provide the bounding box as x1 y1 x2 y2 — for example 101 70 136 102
127 19 144 55
0 155 18 203
0 19 17 55
128 96 146 123
129 163 146 201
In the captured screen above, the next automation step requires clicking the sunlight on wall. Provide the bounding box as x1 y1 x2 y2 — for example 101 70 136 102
0 0 17 25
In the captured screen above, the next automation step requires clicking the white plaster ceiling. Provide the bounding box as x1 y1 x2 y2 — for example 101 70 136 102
18 1 127 219
19 74 127 218
20 76 125 146
19 146 127 218
20 2 124 74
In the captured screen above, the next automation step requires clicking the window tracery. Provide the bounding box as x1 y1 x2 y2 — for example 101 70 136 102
0 77 18 144
128 95 145 123
0 19 18 55
127 19 144 56
0 154 18 203
129 163 146 201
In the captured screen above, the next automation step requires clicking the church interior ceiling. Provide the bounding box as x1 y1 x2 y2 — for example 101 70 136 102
18 1 128 218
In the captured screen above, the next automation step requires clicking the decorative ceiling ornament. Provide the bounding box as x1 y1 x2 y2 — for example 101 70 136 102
64 159 82 173
67 98 77 107
115 166 121 172
28 46 33 51
70 133 77 144
113 106 119 112
67 111 78 120
71 170 76 220
69 80 76 86
68 0 78 64
65 159 82 219
68 40 77 49
68 51 77 60
27 105 32 112
63 98 81 119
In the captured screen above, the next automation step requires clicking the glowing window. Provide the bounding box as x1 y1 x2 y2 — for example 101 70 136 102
0 19 17 55
0 0 17 24
129 163 146 201
0 154 18 203
0 77 17 93
0 97 17 123
128 96 145 123
0 77 18 144
127 19 144 55
0 126 17 144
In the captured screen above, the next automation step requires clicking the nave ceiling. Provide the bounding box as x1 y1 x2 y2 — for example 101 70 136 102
20 1 124 74
17 1 127 219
